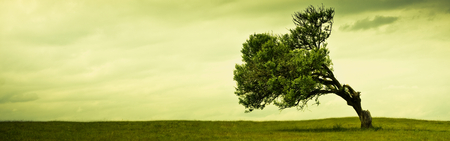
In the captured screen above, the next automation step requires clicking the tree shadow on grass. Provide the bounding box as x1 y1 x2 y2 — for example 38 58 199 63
276 124 383 133
277 127 359 133
276 125 447 133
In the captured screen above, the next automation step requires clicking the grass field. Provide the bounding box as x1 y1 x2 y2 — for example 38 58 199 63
1 117 449 140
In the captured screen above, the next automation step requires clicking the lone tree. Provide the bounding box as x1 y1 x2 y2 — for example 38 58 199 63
233 5 373 128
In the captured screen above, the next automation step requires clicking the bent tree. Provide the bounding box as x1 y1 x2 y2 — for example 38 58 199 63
233 5 373 128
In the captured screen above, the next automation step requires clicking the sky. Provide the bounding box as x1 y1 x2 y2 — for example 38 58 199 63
1 0 450 121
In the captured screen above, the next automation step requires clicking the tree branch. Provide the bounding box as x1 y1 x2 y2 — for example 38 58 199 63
315 78 335 86
343 84 360 98
321 64 342 90
319 65 360 106
295 89 336 106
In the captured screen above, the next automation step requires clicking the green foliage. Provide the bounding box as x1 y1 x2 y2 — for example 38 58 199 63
234 5 335 112
291 4 335 50
1 118 449 140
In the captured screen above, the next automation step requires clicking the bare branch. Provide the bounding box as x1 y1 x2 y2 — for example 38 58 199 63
295 89 336 106
315 78 335 86
343 84 361 98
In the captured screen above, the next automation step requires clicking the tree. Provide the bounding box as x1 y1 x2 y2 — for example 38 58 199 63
233 5 373 128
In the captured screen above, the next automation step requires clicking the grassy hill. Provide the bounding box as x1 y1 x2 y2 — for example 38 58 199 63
1 117 449 140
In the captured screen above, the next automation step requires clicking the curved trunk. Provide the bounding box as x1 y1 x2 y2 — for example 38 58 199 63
321 65 372 128
336 84 373 128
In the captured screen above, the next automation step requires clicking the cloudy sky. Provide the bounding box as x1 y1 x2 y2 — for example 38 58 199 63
1 0 449 121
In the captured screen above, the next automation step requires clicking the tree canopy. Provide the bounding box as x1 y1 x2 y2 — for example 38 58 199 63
233 5 372 128
234 5 336 112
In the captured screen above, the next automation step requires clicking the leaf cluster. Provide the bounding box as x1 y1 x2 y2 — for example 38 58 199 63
291 4 334 50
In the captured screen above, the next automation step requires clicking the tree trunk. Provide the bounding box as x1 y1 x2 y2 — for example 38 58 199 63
323 65 373 128
349 95 373 128
341 84 373 129
359 110 372 128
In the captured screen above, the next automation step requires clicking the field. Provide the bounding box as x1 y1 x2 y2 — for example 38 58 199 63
1 117 449 140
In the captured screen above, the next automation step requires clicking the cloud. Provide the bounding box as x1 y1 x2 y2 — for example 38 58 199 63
330 0 424 15
0 93 39 103
339 16 399 31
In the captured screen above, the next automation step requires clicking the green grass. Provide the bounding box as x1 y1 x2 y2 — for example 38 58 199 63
1 117 449 140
